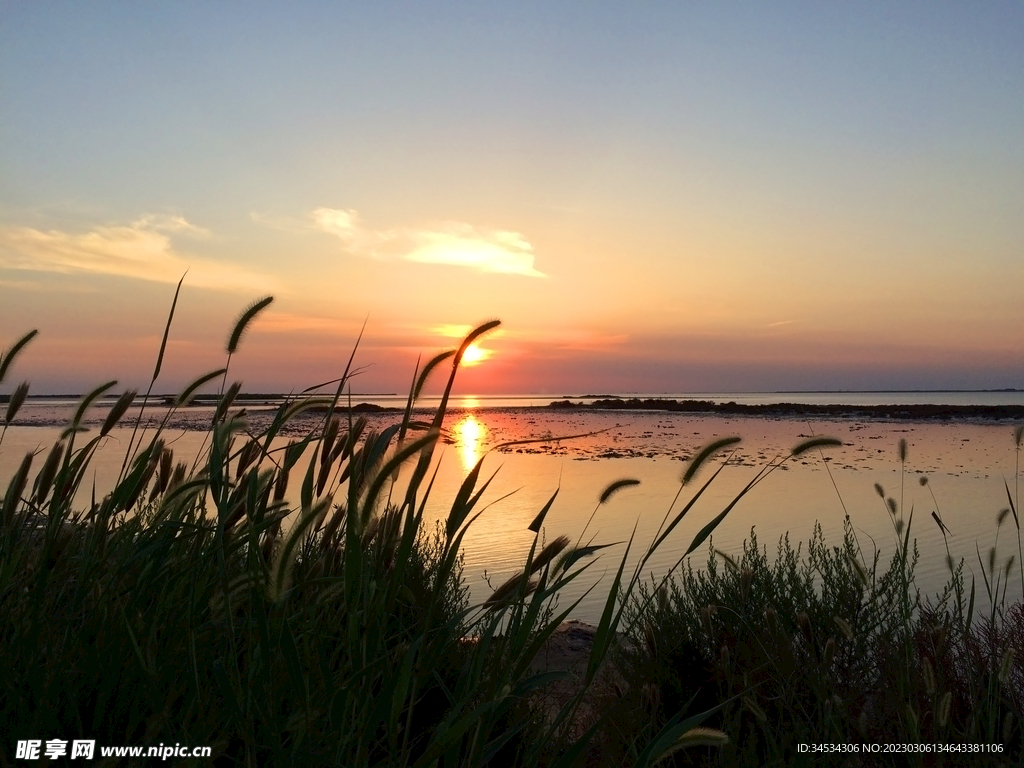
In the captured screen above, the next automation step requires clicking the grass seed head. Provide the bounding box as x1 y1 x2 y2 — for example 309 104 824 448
847 553 869 588
0 329 38 385
656 583 669 614
833 615 854 641
765 607 777 634
823 637 835 668
4 381 29 425
641 682 660 712
999 647 1015 685
922 657 936 695
599 477 640 504
528 534 571 576
100 389 137 437
938 691 952 727
742 695 767 722
643 621 658 660
226 296 274 355
797 611 812 642
673 727 728 749
714 548 738 573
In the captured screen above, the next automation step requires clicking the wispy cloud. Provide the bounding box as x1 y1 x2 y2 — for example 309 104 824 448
131 213 212 236
310 208 545 278
0 217 273 292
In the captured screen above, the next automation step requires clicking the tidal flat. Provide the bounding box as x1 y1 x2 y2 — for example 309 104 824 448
4 401 1020 623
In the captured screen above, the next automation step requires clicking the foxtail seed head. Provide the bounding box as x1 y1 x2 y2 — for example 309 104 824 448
832 616 854 642
999 647 1015 685
938 691 952 727
742 695 767 722
823 637 835 668
922 657 936 695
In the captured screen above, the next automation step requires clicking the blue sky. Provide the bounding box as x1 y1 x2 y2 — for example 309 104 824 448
2 2 1022 394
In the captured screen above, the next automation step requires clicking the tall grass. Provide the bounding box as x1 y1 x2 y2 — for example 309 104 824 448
4 288 1021 766
0 291 733 767
613 437 1023 767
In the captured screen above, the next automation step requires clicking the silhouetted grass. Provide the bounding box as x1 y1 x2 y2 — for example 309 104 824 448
3 287 1020 766
0 289 731 767
607 438 1024 768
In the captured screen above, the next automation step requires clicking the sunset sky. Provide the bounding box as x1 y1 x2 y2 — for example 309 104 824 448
2 2 1022 396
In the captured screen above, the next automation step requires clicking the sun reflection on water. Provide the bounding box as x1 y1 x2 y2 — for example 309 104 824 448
454 414 487 471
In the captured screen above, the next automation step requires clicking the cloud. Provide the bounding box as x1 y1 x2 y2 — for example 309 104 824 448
431 324 474 338
131 213 212 236
0 217 274 292
310 207 545 277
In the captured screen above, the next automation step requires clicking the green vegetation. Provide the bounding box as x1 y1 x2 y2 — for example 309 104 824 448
609 441 1024 767
0 291 727 767
1 289 1021 767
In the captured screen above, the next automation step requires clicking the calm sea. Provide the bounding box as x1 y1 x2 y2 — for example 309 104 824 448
4 391 1023 623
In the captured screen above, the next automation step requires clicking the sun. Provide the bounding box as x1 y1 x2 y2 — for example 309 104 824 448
460 342 490 366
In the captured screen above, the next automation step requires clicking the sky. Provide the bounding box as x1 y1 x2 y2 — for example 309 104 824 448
1 1 1023 396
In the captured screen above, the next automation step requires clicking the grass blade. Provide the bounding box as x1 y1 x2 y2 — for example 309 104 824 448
527 487 559 533
71 380 118 431
175 369 228 407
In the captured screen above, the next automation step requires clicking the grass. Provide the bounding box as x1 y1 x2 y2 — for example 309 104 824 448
0 289 730 767
607 441 1024 767
1 287 1021 766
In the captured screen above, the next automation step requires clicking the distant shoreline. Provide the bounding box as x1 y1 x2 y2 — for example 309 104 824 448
5 396 1024 427
545 397 1024 421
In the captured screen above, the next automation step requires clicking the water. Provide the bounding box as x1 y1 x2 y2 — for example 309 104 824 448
9 389 1024 420
3 393 1023 624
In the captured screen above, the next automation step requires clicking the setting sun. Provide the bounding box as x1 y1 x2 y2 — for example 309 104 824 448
460 343 490 366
